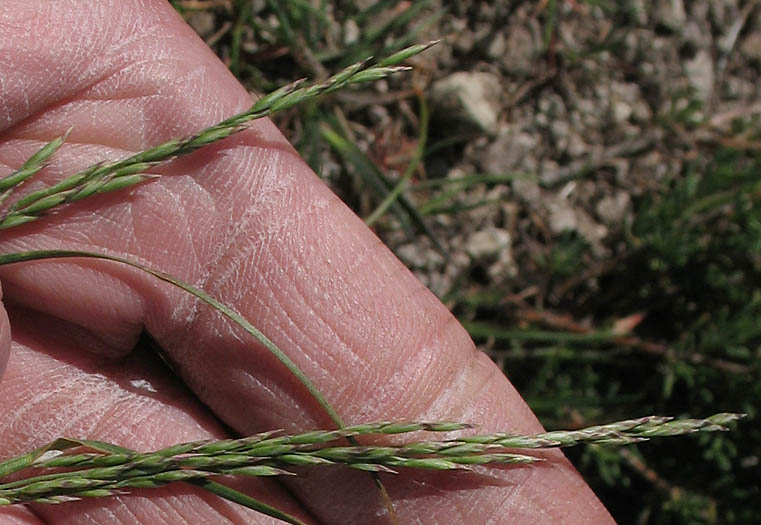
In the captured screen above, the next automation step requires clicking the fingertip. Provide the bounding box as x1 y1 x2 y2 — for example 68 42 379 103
0 283 10 378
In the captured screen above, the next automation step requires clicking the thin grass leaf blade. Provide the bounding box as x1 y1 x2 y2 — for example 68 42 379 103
0 250 345 431
190 479 307 525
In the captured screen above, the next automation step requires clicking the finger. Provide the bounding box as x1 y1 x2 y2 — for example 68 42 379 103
0 505 43 525
0 309 311 525
0 284 11 378
0 1 613 523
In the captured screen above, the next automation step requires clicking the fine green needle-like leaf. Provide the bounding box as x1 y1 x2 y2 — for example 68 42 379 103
192 479 306 525
0 249 345 430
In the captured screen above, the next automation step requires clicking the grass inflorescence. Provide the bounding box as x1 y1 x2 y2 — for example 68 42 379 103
0 41 434 230
0 414 743 508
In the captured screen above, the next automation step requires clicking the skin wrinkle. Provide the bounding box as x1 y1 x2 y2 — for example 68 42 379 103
268 209 371 350
71 88 165 105
155 496 190 525
142 183 205 268
236 276 331 390
0 317 8 380
327 256 411 343
505 478 543 523
296 220 383 331
418 337 492 424
0 3 218 143
370 327 445 419
0 75 15 128
0 143 146 243
183 152 491 428
0 505 43 525
224 368 307 432
229 242 373 403
46 99 156 153
368 266 434 346
1 274 294 520
1 356 75 433
270 279 335 363
335 285 466 420
160 147 279 340
1 341 300 525
102 396 164 445
158 153 351 389
246 226 390 394
83 61 213 148
222 154 298 261
71 3 175 94
0 260 146 353
0 386 60 445
365 359 579 523
77 215 132 248
39 373 133 437
0 30 110 133
169 188 206 281
108 504 136 525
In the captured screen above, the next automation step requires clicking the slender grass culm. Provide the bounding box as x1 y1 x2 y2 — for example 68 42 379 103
0 44 745 524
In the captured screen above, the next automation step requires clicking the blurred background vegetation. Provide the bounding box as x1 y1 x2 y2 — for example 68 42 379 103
171 1 760 523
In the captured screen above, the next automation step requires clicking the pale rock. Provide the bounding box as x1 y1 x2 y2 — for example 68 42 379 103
430 250 471 297
487 32 507 59
367 105 390 127
373 79 389 94
550 120 570 151
396 243 444 270
685 48 714 102
469 185 509 225
623 32 640 63
611 99 633 124
567 131 588 158
610 82 651 123
710 0 739 30
501 25 537 75
577 98 602 128
451 17 475 54
682 20 710 50
596 192 632 225
654 0 686 32
482 131 538 173
539 93 566 119
465 228 512 261
549 199 608 246
430 72 502 135
446 165 470 180
548 199 578 234
740 32 761 64
512 178 542 203
453 30 475 55
632 98 653 123
488 248 518 280
343 19 360 45
539 159 561 185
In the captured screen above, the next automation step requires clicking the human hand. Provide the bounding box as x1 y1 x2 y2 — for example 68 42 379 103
0 1 613 523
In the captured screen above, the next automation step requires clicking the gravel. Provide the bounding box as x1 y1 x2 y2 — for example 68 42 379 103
371 0 761 306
